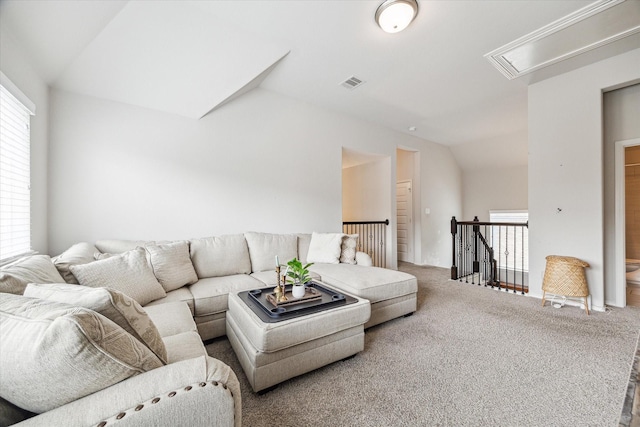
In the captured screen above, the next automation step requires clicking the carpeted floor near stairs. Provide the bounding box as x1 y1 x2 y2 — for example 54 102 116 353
206 263 640 426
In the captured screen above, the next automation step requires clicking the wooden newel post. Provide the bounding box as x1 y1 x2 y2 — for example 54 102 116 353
451 216 458 280
472 216 480 274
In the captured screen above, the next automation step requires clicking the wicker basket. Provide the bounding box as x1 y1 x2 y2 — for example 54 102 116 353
542 255 590 314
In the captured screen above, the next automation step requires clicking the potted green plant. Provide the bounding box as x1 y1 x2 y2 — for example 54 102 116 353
286 258 314 298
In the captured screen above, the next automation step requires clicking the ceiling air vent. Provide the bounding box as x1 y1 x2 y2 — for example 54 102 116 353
340 76 365 90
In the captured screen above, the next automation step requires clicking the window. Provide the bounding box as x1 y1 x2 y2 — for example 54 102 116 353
0 73 35 263
490 210 529 272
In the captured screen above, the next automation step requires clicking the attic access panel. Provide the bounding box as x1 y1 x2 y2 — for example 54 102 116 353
485 0 640 79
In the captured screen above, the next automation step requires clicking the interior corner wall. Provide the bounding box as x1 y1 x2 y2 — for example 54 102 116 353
0 27 49 254
48 87 462 266
528 48 640 310
462 165 528 221
342 159 391 222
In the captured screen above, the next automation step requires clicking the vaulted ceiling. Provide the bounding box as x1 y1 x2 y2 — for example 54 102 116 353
1 0 638 170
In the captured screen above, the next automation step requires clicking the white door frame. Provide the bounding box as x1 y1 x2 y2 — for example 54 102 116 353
615 137 640 307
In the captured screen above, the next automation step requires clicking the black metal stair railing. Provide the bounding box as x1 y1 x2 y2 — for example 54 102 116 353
342 219 389 268
451 216 528 294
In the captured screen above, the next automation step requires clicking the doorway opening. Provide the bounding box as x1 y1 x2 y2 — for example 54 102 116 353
342 148 394 268
397 148 419 265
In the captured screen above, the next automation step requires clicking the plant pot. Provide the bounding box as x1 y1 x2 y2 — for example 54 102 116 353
292 284 306 298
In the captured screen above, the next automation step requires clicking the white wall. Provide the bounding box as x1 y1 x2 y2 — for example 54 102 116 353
528 48 640 311
603 83 640 306
462 166 528 221
416 141 462 267
342 159 391 222
49 87 462 268
0 26 49 254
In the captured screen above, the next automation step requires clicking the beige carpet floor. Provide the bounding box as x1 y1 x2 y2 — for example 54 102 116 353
206 263 640 426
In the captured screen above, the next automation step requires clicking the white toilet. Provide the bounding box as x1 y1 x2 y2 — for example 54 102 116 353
627 259 640 285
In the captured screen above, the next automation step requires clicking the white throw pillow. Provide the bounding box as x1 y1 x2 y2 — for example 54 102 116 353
145 241 198 292
24 283 168 364
70 248 166 306
0 293 163 413
52 242 99 284
306 232 345 264
0 255 65 295
340 234 359 264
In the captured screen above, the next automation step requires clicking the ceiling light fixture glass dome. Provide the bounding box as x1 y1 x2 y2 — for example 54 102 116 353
375 0 419 34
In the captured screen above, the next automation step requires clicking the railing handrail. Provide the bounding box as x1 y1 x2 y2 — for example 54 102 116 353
457 220 528 227
342 219 390 225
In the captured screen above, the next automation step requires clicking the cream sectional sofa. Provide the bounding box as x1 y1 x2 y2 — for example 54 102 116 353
81 232 417 340
0 231 417 426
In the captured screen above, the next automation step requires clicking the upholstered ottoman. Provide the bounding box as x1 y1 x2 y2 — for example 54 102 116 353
226 288 370 393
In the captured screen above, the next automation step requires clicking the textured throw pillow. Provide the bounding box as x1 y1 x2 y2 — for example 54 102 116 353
189 234 252 278
24 283 167 364
70 248 166 306
244 232 298 272
0 293 163 413
145 241 198 292
52 242 99 284
306 232 345 264
340 234 359 264
0 255 65 295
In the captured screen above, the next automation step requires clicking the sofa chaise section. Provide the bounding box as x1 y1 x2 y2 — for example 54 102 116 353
308 263 417 328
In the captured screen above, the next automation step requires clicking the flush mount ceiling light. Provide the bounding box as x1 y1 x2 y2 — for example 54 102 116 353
375 0 419 34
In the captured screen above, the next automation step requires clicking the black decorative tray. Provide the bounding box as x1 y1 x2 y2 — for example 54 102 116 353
237 281 357 323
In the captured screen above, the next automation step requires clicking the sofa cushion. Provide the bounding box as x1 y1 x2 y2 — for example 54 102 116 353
94 239 155 254
52 242 99 283
163 331 207 363
70 248 166 306
24 283 167 364
0 255 65 295
306 232 344 264
190 234 251 278
244 232 297 272
144 301 196 338
189 274 264 317
309 263 417 303
0 294 163 413
340 234 359 264
144 287 195 315
146 241 198 292
296 233 312 264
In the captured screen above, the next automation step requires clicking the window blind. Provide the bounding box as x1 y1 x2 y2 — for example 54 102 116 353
0 83 33 262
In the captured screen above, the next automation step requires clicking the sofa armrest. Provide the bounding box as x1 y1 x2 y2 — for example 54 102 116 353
355 251 373 267
15 356 241 427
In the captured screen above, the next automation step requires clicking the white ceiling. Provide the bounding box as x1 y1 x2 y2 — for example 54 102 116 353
1 0 637 169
